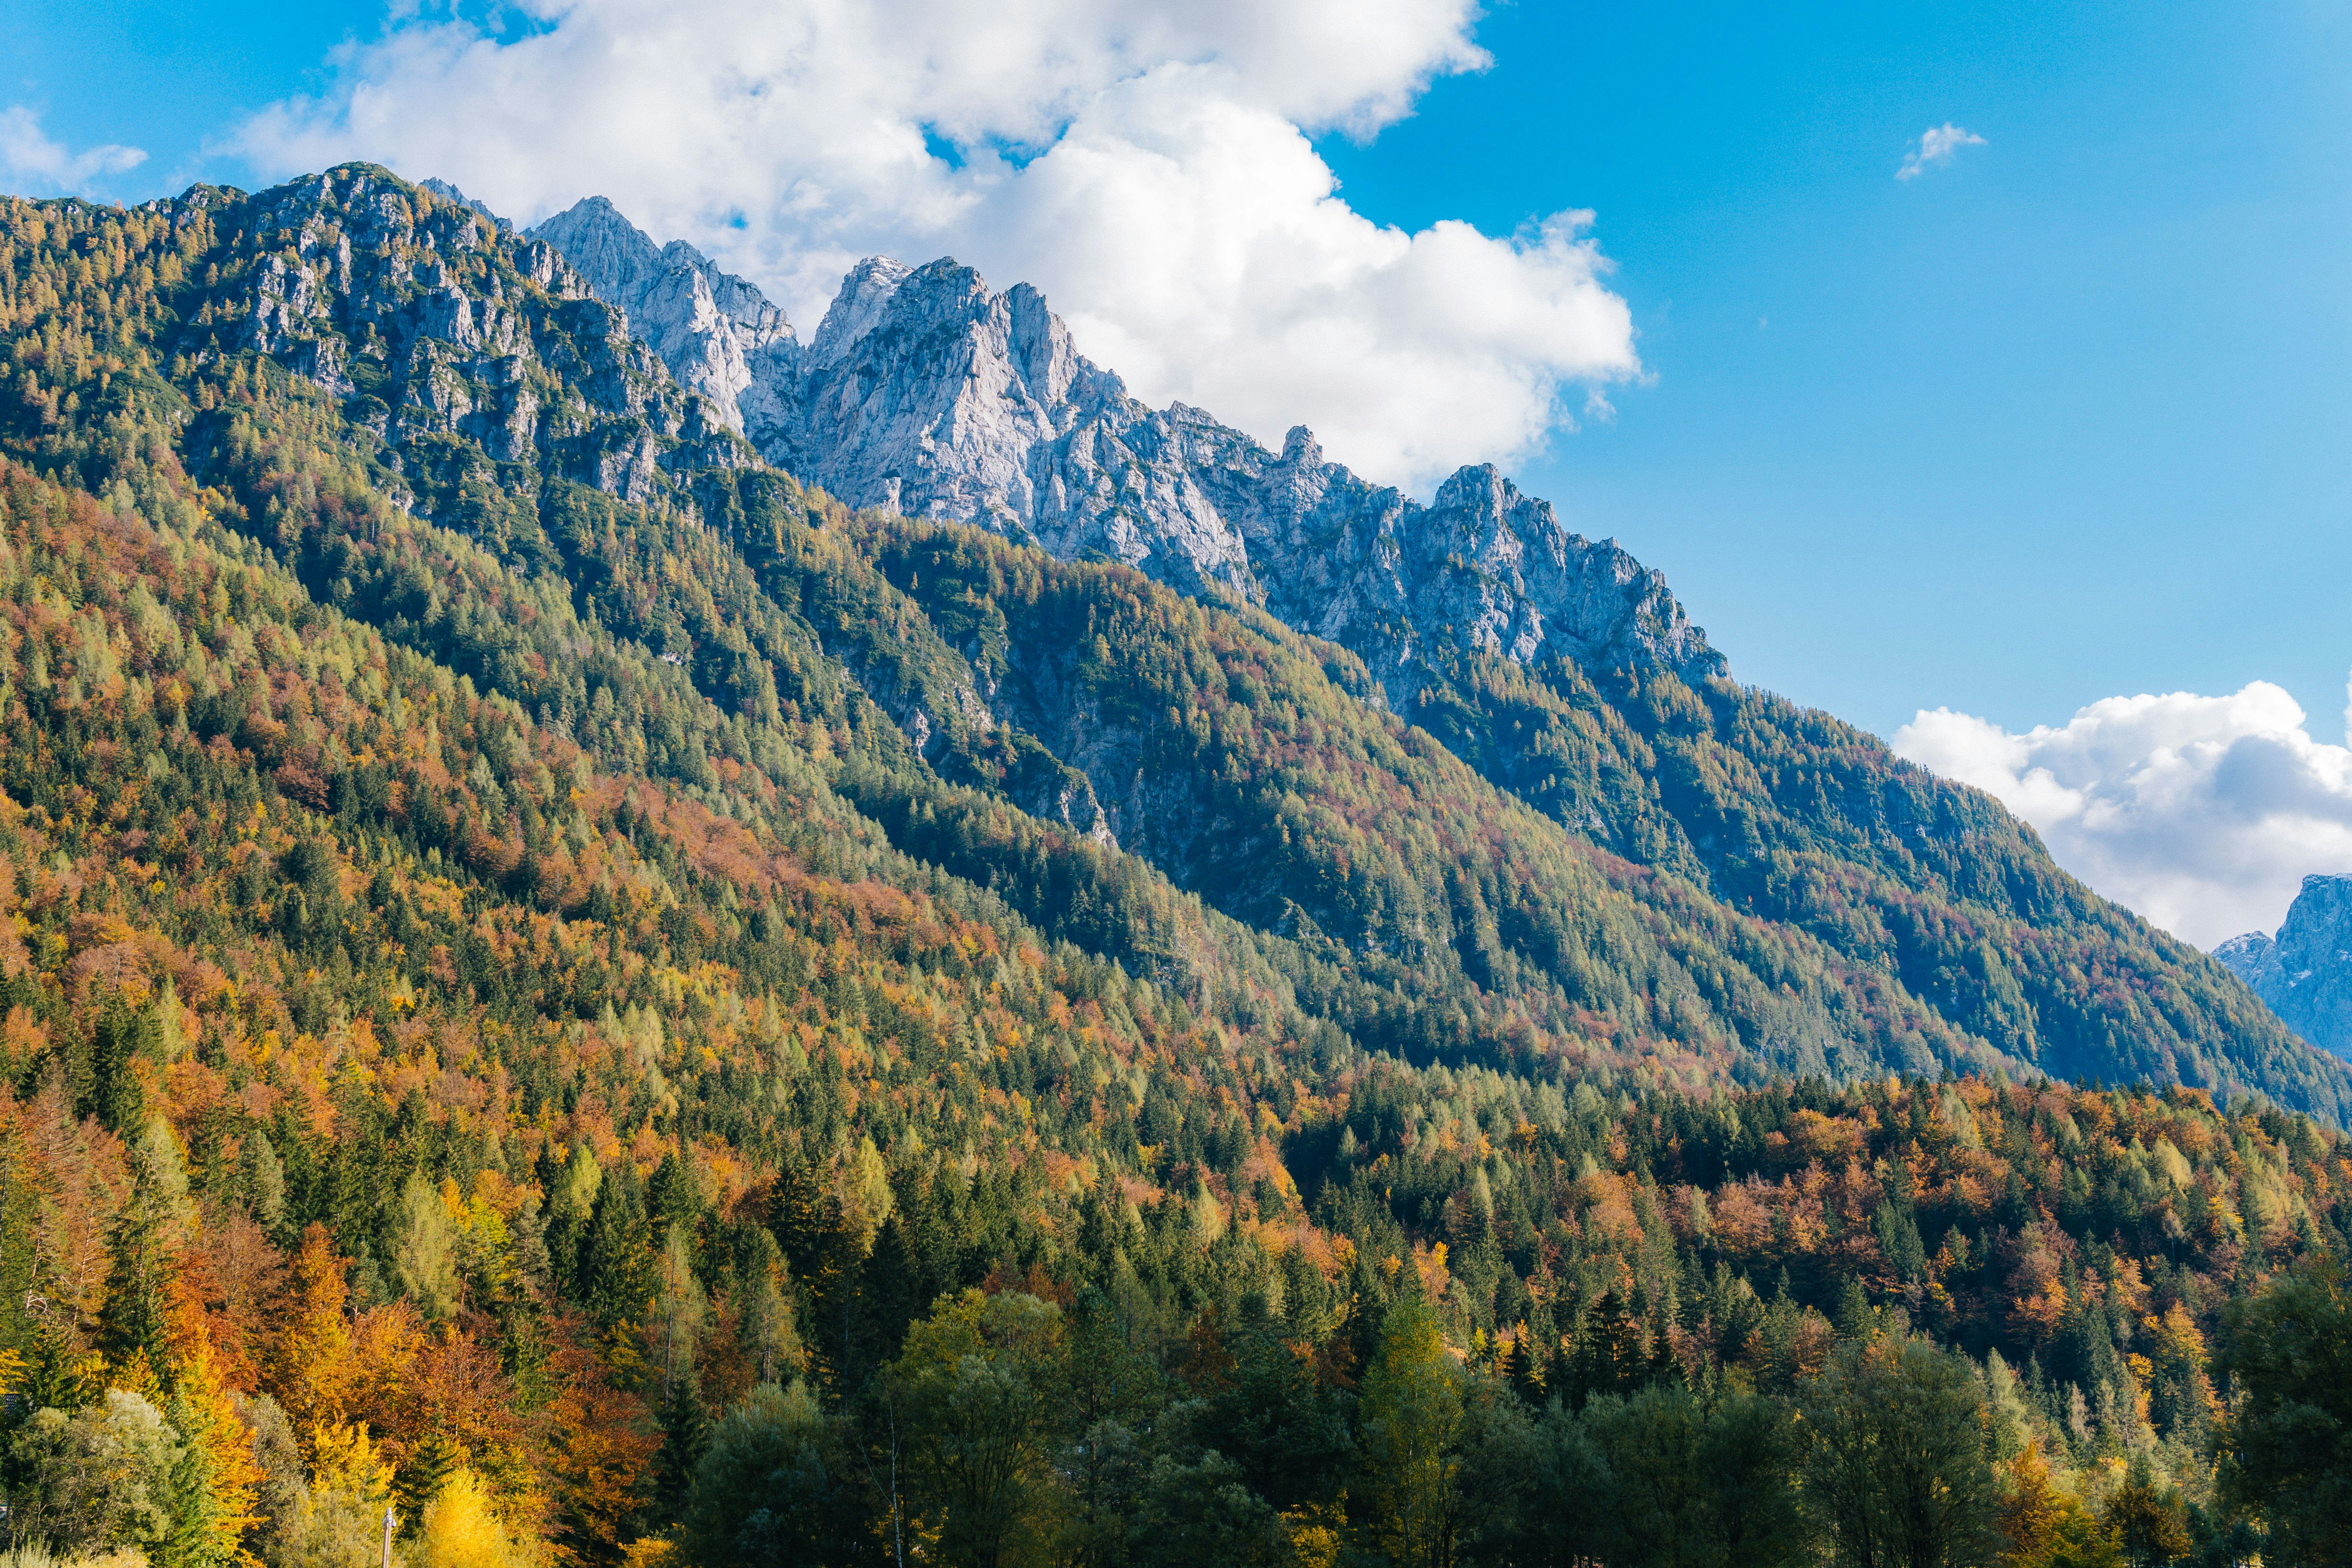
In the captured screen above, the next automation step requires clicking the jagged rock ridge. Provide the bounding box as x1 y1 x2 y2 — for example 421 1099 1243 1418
524 196 1723 706
2217 875 2352 1060
226 169 748 507
529 196 801 445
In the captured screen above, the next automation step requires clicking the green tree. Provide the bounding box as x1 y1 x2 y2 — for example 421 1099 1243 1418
3 1390 181 1557
733 1229 803 1386
2099 1463 2188 1568
2216 1255 2352 1567
1582 1384 1716 1568
887 1289 1065 1568
388 1173 461 1322
580 1163 657 1330
163 1383 235 1568
1800 1337 1999 1568
1460 1398 1614 1567
1125 1452 1281 1568
1700 1393 1809 1567
679 1382 859 1568
1356 1294 1468 1568
97 1119 190 1392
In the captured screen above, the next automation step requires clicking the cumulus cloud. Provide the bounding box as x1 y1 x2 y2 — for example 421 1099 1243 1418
1893 681 2352 947
232 0 1639 491
0 106 146 191
1896 122 1986 181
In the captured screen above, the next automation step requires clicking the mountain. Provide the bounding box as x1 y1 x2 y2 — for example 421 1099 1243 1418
2217 873 2352 1059
535 187 2349 1118
2 160 2348 1568
528 195 799 446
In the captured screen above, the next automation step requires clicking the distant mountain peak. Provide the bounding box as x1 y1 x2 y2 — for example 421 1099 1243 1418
421 176 509 231
2215 872 2352 1059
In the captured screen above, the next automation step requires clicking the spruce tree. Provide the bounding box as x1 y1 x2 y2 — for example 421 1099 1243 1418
582 1161 656 1330
98 1122 185 1394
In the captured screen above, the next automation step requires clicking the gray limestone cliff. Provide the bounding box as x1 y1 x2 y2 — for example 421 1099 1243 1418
2216 874 2352 1059
527 197 1724 706
221 168 747 510
528 196 801 445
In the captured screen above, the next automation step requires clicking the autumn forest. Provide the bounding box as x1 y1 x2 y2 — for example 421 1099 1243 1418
0 168 2349 1568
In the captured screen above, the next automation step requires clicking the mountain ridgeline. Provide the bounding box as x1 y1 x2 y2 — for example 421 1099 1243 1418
525 186 2340 1116
3 160 2351 1568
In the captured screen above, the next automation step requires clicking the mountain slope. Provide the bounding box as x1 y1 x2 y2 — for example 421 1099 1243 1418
1 163 2340 1128
523 185 2351 1122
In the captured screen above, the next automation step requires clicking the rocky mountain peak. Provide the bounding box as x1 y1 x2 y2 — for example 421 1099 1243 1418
805 255 915 368
2216 872 2352 1059
420 177 509 231
510 189 1728 698
529 195 666 298
204 164 750 516
527 197 798 439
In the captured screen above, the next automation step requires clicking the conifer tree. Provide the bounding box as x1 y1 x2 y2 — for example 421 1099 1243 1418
582 1163 657 1330
159 1345 264 1568
389 1172 461 1321
98 1119 187 1394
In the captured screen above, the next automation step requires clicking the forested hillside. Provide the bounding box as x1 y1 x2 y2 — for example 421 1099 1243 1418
0 167 2346 1568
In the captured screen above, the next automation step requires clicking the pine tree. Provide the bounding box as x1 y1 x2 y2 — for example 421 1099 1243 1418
163 1345 265 1568
1567 1289 1639 1404
88 1001 163 1134
389 1172 461 1321
1503 1329 1546 1404
651 1364 708 1522
394 1431 465 1536
162 1383 232 1568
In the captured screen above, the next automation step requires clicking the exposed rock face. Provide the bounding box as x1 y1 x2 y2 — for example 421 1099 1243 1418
529 197 1724 702
419 177 509 231
2216 874 2352 1059
221 167 745 511
528 197 800 442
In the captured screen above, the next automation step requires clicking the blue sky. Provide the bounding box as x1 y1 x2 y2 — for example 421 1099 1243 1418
7 0 2352 936
1317 1 2352 743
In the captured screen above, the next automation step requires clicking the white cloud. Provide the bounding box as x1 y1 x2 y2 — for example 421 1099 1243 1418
0 106 146 191
1893 681 2352 947
1896 122 1986 182
232 0 1639 493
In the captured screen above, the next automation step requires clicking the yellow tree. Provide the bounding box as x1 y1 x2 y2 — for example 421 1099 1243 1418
421 1468 534 1568
167 1341 267 1568
270 1224 360 1448
1353 1295 1467 1568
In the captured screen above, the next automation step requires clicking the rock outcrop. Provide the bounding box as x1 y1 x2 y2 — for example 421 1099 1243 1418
528 196 801 444
527 197 1724 704
2216 874 2352 1059
215 167 745 512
